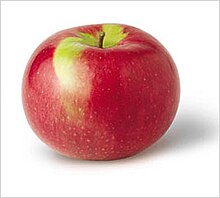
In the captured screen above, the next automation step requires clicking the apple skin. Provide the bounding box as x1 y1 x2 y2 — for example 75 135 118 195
22 24 180 160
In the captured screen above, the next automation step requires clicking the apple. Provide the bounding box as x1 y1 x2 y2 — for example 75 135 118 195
22 23 180 160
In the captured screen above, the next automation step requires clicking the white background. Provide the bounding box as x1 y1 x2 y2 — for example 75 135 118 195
1 1 219 197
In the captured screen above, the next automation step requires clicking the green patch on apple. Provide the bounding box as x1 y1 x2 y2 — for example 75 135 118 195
53 37 84 88
53 24 128 88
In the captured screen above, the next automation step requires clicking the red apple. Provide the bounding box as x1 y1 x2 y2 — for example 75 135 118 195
22 24 180 160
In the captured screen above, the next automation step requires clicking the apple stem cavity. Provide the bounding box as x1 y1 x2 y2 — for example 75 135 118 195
98 32 105 48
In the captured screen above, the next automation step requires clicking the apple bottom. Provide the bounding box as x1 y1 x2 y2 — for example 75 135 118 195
24 99 176 161
34 130 165 161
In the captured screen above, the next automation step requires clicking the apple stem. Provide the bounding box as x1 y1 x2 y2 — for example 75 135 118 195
98 32 105 48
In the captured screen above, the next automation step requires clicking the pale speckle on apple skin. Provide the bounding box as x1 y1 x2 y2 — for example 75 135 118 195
79 136 84 141
78 150 83 154
153 126 157 131
81 133 86 137
88 147 92 151
66 115 70 120
54 117 58 123
73 133 77 137
100 136 104 139
62 130 67 135
110 146 114 150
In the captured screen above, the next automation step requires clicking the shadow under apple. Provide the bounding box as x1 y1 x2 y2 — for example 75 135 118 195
130 109 217 161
